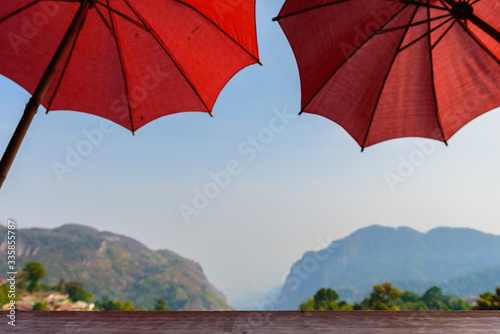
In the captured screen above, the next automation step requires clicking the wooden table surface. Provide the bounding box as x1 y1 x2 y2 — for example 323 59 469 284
1 311 499 333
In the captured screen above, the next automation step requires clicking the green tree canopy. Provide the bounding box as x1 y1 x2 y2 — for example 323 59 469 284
314 288 339 310
365 282 404 310
422 286 444 309
299 283 471 311
23 262 45 292
474 287 500 310
299 288 352 311
153 298 170 311
96 296 138 311
401 291 421 303
64 281 93 302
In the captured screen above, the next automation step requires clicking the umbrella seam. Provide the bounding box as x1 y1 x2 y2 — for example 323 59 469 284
0 0 39 24
106 0 135 132
426 1 447 144
46 9 87 113
398 16 454 53
172 0 261 64
299 4 410 114
95 5 117 37
362 2 422 150
380 14 451 34
456 21 500 66
396 0 446 11
437 0 451 10
430 20 456 49
95 1 148 32
124 0 212 115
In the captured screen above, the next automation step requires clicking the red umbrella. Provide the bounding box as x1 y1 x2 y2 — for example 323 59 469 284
274 0 500 150
0 0 260 187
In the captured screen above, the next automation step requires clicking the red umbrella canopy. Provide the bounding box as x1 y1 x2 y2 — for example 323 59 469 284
0 0 260 132
275 0 500 149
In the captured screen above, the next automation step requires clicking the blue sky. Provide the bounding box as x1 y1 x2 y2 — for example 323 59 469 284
1 0 500 308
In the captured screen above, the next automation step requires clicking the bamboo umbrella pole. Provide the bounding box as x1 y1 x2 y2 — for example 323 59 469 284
0 0 92 189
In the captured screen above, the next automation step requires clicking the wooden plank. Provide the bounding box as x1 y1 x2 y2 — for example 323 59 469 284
1 311 499 333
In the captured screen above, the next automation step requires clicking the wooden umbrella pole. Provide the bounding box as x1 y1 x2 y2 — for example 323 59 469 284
0 0 91 189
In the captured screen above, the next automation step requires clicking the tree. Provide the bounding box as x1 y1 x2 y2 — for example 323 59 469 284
474 287 500 310
33 302 49 310
397 291 429 310
313 288 339 310
54 279 65 293
0 283 11 304
365 282 404 310
299 288 351 310
153 298 170 311
64 281 93 302
23 262 45 292
299 297 316 311
422 286 445 310
95 296 138 311
401 291 420 303
447 295 471 310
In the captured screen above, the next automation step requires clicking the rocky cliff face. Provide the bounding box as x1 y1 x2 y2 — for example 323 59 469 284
275 225 500 310
0 224 230 310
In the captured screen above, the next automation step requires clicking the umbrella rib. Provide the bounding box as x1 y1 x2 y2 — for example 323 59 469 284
46 13 86 113
389 0 446 11
431 20 456 49
457 20 500 66
272 0 353 21
398 16 454 53
95 0 148 31
380 14 450 34
426 2 448 144
123 0 212 116
300 4 410 115
361 4 421 150
106 0 136 132
95 6 117 38
0 0 39 23
172 0 261 65
437 0 452 10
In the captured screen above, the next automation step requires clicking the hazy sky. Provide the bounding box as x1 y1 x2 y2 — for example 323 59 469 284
1 0 500 307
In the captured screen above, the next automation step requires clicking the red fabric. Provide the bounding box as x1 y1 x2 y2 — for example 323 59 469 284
0 0 260 132
277 0 500 148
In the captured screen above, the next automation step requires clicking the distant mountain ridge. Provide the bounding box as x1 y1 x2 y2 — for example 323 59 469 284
0 224 230 311
275 225 500 310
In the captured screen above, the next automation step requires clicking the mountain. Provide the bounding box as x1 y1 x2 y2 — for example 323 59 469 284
0 224 230 311
275 225 500 310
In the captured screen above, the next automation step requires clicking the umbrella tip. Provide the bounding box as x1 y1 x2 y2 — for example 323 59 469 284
258 60 263 66
272 16 279 22
361 147 365 153
209 111 214 118
132 131 135 136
